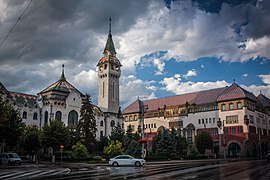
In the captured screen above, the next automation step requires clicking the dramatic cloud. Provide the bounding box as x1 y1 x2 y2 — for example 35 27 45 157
153 58 165 75
160 74 229 94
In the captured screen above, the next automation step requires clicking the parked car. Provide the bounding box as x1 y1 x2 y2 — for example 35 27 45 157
1 152 22 165
109 155 146 167
266 152 270 162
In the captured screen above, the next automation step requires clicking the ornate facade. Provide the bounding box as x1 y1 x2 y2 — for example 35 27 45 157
123 83 270 158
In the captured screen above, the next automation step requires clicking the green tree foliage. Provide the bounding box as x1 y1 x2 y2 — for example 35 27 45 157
41 120 70 153
77 94 97 153
72 141 89 158
110 122 124 143
0 98 25 150
104 140 124 158
153 127 188 159
21 125 41 155
97 136 109 155
123 125 141 157
195 131 213 154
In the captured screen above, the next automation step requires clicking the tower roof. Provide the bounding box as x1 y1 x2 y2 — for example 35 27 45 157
38 65 83 96
103 17 116 55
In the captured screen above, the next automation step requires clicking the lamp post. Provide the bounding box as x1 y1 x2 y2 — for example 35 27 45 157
141 103 148 158
217 118 227 160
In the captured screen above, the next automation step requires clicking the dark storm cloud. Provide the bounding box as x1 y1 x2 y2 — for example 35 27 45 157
0 0 150 66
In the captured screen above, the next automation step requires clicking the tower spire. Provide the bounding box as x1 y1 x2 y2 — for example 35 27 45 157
103 17 116 55
60 64 66 80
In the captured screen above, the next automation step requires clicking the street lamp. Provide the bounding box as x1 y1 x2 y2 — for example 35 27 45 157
217 118 227 160
141 103 149 158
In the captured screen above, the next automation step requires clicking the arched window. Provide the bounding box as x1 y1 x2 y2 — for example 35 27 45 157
44 111 48 124
33 112 38 120
110 120 115 127
100 120 104 127
55 111 62 121
68 110 78 128
22 111 27 119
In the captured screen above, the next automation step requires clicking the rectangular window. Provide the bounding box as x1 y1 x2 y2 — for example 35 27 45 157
237 102 242 109
249 115 254 124
229 103 234 110
213 118 215 124
221 104 226 111
100 131 103 137
205 118 208 124
198 119 201 124
226 115 238 124
134 115 137 121
102 82 105 98
209 118 212 123
151 124 153 128
154 123 156 128
202 119 204 124
129 116 132 121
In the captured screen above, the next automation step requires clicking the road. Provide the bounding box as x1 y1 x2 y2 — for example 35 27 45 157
0 159 269 179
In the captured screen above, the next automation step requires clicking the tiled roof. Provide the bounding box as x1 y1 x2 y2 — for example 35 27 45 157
9 92 37 108
98 54 121 66
123 87 226 114
123 83 261 114
217 83 257 102
257 94 270 107
39 78 83 96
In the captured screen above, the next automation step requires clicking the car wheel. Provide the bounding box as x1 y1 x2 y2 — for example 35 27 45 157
112 161 118 167
135 161 141 167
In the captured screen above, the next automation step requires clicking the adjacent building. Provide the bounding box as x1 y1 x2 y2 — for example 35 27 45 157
123 83 270 158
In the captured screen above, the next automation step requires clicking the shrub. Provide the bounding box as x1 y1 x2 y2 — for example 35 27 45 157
72 142 89 158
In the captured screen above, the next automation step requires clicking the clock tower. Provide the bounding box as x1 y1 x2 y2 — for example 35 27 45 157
97 18 121 113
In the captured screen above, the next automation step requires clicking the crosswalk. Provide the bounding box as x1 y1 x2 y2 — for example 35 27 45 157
0 168 70 180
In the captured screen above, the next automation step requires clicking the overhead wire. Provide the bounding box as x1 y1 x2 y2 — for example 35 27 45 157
0 0 32 48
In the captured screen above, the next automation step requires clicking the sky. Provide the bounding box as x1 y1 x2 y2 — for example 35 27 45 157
0 0 269 109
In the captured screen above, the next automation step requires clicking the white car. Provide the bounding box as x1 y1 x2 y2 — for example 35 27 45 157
109 155 146 167
1 153 22 165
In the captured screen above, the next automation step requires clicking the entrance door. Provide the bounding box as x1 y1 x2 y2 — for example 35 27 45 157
228 143 241 157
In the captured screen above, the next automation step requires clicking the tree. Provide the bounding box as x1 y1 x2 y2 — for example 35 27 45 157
110 122 124 143
77 94 97 153
72 141 89 158
123 125 141 157
21 125 41 156
195 131 213 154
0 98 25 150
104 140 124 158
97 136 109 155
41 120 70 153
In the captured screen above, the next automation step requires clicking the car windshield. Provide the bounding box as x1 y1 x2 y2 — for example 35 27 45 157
8 153 19 158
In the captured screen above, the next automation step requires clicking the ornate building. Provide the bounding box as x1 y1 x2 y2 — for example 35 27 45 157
123 83 270 158
0 19 123 139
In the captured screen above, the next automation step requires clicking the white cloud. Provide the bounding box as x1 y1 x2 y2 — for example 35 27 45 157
153 58 165 75
184 69 197 78
120 75 157 107
160 74 229 94
243 74 248 77
73 69 98 94
258 74 270 85
201 64 205 68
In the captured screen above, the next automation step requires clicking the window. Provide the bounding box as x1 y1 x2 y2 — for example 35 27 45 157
68 110 78 128
198 119 201 124
154 123 156 128
202 119 204 124
44 111 48 124
23 111 27 119
110 120 115 127
104 64 107 70
213 118 215 124
205 118 208 124
112 82 115 98
102 82 105 98
129 116 132 121
134 115 137 121
226 115 238 124
100 120 103 127
249 115 254 124
237 102 241 109
209 118 212 123
55 111 62 121
100 131 103 137
229 103 234 110
33 112 38 120
221 104 226 111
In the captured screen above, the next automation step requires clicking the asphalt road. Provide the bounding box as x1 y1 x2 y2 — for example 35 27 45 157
0 159 269 179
